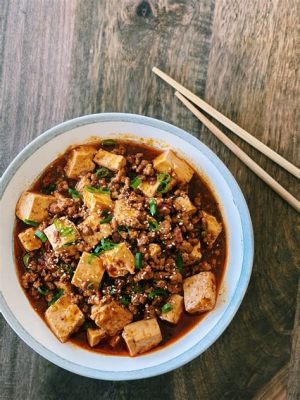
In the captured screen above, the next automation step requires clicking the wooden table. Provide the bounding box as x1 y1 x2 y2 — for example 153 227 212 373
0 1 299 399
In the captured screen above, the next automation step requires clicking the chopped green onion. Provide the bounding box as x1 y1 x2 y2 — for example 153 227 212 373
120 295 130 307
148 219 159 231
109 287 117 296
161 303 172 313
130 177 141 189
102 139 116 147
68 188 80 199
100 211 113 224
134 252 143 270
37 286 49 296
132 284 143 293
62 242 75 248
43 183 56 194
23 219 39 227
96 167 111 178
48 288 64 306
54 219 75 238
148 288 168 300
93 238 117 255
157 173 171 193
176 253 183 273
23 253 30 268
84 186 110 194
98 187 110 194
87 282 95 289
149 198 157 216
60 263 73 275
88 253 97 264
34 229 48 243
118 225 130 233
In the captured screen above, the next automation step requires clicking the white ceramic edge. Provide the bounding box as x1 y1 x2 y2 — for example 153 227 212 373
0 113 254 380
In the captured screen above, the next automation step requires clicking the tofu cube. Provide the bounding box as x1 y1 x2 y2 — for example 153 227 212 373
45 295 85 342
18 228 42 251
44 218 80 251
65 146 96 179
190 241 202 261
16 191 54 223
160 294 184 324
91 300 133 336
174 195 197 215
122 318 162 356
183 272 216 313
94 148 126 172
72 252 105 289
78 213 112 247
138 180 160 198
202 211 222 246
153 150 194 183
87 327 106 347
100 243 135 277
114 199 141 228
75 175 91 193
82 187 113 212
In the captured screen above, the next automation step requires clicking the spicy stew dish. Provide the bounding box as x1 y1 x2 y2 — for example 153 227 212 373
14 139 226 356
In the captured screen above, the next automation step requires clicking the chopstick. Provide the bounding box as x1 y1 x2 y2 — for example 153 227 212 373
175 91 300 213
152 67 300 179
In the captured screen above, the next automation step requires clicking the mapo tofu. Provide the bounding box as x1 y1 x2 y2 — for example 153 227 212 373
14 139 226 356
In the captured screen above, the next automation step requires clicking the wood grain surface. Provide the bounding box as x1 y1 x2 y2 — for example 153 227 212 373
0 1 299 399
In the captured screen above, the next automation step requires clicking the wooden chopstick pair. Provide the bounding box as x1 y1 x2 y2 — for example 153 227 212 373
152 67 300 213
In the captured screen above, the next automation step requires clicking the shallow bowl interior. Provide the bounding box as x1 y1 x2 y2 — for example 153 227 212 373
0 113 253 380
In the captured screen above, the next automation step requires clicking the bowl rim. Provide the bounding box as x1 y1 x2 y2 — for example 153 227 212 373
0 112 254 380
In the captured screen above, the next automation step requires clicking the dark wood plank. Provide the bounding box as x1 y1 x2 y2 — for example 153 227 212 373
288 281 300 399
0 0 299 399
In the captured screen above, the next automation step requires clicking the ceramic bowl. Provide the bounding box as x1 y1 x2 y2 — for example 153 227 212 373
0 113 253 380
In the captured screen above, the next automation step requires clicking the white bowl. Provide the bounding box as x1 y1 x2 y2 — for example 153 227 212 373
0 113 253 380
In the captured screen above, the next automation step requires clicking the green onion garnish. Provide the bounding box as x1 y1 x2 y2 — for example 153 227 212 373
43 183 56 194
161 303 173 313
148 219 159 231
148 288 168 300
37 286 49 296
100 216 113 224
48 288 64 306
134 252 143 270
54 219 75 238
96 167 111 178
68 188 80 199
102 139 116 147
100 211 113 224
157 173 171 193
149 198 156 216
132 284 143 293
130 177 141 189
87 282 95 289
118 225 130 233
175 253 183 273
93 238 117 255
35 229 48 243
120 295 130 307
85 186 110 194
109 287 117 296
23 219 39 227
88 253 96 264
60 264 73 275
23 253 30 268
